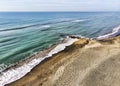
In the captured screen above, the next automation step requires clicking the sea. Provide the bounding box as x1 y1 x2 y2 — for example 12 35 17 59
0 12 120 85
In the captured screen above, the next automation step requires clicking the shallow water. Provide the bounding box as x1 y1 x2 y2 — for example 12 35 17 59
0 12 120 72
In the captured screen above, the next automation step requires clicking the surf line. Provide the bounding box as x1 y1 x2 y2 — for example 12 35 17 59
0 37 78 86
94 25 120 40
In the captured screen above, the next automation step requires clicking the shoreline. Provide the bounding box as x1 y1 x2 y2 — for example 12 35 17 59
6 35 120 86
0 37 78 86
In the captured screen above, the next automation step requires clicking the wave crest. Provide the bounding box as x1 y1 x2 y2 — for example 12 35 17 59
95 25 120 40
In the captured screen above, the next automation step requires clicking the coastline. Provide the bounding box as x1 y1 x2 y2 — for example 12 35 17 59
0 37 78 86
6 35 120 86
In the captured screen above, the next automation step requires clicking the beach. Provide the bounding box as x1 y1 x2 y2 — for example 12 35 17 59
6 35 120 86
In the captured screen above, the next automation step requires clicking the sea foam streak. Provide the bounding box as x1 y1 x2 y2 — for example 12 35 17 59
95 25 120 40
72 19 85 23
0 37 78 86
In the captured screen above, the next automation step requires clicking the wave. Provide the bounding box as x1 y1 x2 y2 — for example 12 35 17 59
0 19 86 32
94 25 120 40
0 24 41 32
72 19 86 23
41 25 51 28
0 23 52 32
40 25 51 31
0 22 12 26
0 19 74 32
0 37 78 86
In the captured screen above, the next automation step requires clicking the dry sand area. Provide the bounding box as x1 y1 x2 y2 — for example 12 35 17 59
7 36 120 86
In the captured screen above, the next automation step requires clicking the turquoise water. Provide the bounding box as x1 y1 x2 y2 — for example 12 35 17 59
0 12 120 71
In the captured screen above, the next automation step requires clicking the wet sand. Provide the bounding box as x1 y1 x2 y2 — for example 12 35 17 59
7 36 120 86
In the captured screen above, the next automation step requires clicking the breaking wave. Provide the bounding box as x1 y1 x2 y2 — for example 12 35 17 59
95 25 120 40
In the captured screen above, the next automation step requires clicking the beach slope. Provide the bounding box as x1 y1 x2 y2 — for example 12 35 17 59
7 36 120 86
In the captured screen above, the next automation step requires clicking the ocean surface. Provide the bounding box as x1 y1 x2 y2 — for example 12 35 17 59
0 12 120 72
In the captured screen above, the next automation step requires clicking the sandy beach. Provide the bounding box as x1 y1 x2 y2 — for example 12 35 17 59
7 36 120 86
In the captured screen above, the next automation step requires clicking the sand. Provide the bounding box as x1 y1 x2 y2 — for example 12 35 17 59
7 36 120 86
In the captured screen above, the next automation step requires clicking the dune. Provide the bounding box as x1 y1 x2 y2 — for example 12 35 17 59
7 36 120 86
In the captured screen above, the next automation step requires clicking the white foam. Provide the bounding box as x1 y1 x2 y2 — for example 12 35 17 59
41 25 51 28
0 37 78 86
72 19 85 23
96 25 120 40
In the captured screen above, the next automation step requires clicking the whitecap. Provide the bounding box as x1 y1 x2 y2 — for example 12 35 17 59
72 19 85 23
41 25 51 28
95 25 120 40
